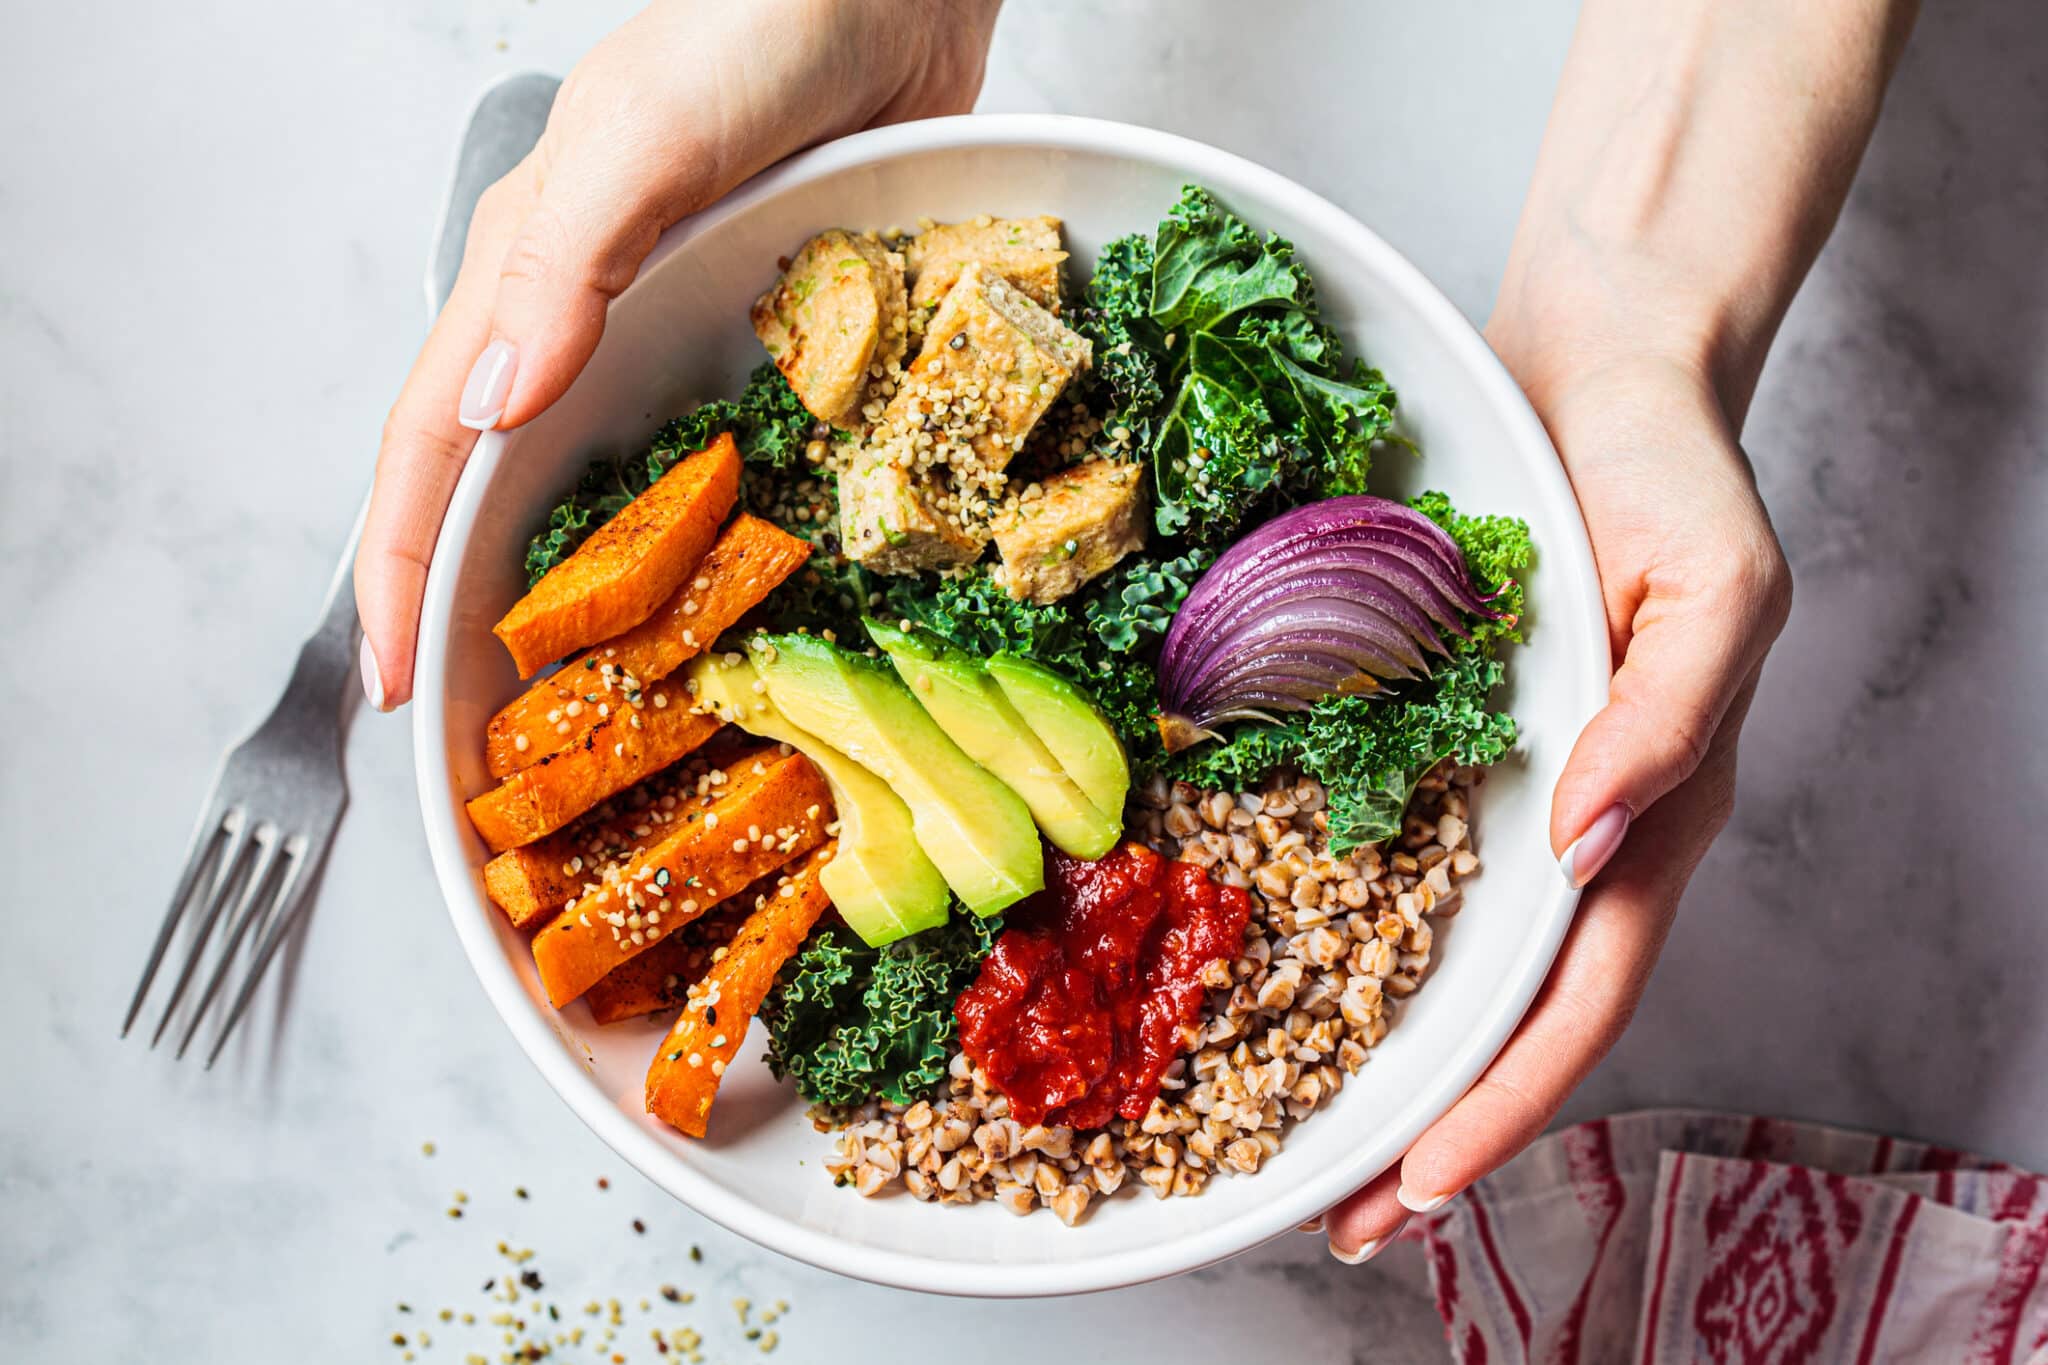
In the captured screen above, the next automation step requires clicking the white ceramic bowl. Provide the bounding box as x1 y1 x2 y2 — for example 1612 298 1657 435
414 114 1605 1297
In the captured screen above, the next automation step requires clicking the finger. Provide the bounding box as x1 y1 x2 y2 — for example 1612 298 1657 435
1323 1166 1408 1263
1551 545 1789 871
461 132 690 432
354 172 534 709
1396 688 1751 1210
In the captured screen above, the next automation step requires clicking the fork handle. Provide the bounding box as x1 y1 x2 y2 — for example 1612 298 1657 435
288 493 370 715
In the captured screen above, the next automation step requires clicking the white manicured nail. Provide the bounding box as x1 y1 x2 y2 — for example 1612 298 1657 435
1396 1185 1452 1214
458 339 518 430
359 635 388 712
1559 803 1630 889
1328 1235 1385 1265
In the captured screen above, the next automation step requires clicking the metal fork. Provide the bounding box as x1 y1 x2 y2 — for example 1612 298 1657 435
120 71 563 1066
121 518 360 1065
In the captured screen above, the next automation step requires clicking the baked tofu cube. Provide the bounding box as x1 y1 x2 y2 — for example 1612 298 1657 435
875 263 1090 485
905 215 1067 313
751 229 908 429
992 458 1148 603
839 448 988 575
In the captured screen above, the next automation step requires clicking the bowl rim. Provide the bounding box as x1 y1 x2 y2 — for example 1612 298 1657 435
413 112 1601 1298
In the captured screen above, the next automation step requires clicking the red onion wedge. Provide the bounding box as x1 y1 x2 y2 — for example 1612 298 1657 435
1156 496 1509 753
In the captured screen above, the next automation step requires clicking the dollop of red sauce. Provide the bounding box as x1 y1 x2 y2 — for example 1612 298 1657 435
955 843 1252 1130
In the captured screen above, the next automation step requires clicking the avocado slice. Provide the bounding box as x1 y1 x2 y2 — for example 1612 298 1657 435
750 634 1043 916
985 653 1131 821
865 620 1120 860
686 651 951 946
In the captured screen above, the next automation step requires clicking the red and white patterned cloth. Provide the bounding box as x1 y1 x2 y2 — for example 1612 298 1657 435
1406 1110 2048 1364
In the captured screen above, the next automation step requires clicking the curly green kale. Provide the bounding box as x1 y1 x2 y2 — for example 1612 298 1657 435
760 912 1002 1108
1074 187 1398 546
1073 233 1167 455
1166 653 1517 853
522 364 814 584
1161 492 1532 852
1409 489 1530 652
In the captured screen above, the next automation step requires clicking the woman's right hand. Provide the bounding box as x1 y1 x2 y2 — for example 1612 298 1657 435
355 0 1003 710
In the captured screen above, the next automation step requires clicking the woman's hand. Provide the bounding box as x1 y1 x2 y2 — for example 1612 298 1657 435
1319 0 1913 1262
355 0 1002 709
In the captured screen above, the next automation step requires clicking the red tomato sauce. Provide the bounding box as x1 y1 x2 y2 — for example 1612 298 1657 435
955 843 1253 1130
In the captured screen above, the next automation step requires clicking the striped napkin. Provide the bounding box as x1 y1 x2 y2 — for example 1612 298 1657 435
1406 1109 2048 1364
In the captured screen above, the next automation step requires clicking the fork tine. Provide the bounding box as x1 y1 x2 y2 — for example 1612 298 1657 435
147 812 260 1048
174 833 296 1060
205 834 321 1070
122 802 233 1038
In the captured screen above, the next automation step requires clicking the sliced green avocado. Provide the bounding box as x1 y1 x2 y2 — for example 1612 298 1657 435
751 633 1043 917
865 619 1119 860
985 653 1131 821
685 650 950 946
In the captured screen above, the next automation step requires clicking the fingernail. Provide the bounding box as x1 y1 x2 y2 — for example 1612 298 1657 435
359 635 389 712
1328 1235 1386 1266
1396 1184 1453 1215
1559 803 1631 889
458 339 518 430
1298 1216 1325 1234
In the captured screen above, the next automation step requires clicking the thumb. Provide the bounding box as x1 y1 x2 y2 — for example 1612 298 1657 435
457 138 709 433
1551 551 1790 882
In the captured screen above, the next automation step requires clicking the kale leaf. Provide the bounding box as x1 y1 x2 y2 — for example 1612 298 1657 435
522 364 814 584
760 911 1002 1108
1075 186 1398 546
1165 652 1516 852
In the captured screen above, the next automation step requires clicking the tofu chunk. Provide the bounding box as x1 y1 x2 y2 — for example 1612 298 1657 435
751 230 908 429
904 215 1067 313
838 447 988 575
992 459 1148 603
874 263 1090 490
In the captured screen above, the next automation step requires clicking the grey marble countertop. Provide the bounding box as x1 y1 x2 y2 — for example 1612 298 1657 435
4 2 2043 1359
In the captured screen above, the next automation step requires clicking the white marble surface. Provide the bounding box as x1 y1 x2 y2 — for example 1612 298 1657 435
4 2 2044 1359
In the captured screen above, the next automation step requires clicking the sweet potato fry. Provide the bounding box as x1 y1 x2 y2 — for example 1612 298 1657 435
585 838 832 1025
493 434 741 677
483 844 590 932
645 842 838 1137
583 900 748 1026
479 767 693 929
484 513 811 780
529 748 833 1008
464 679 719 854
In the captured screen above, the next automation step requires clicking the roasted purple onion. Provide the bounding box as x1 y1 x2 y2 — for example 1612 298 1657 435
1156 497 1508 752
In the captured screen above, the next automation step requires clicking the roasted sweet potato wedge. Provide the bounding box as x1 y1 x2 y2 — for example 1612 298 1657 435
585 838 831 1025
492 434 741 677
529 748 832 1008
484 514 811 780
479 767 694 929
464 679 719 854
583 900 748 1027
645 841 837 1137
